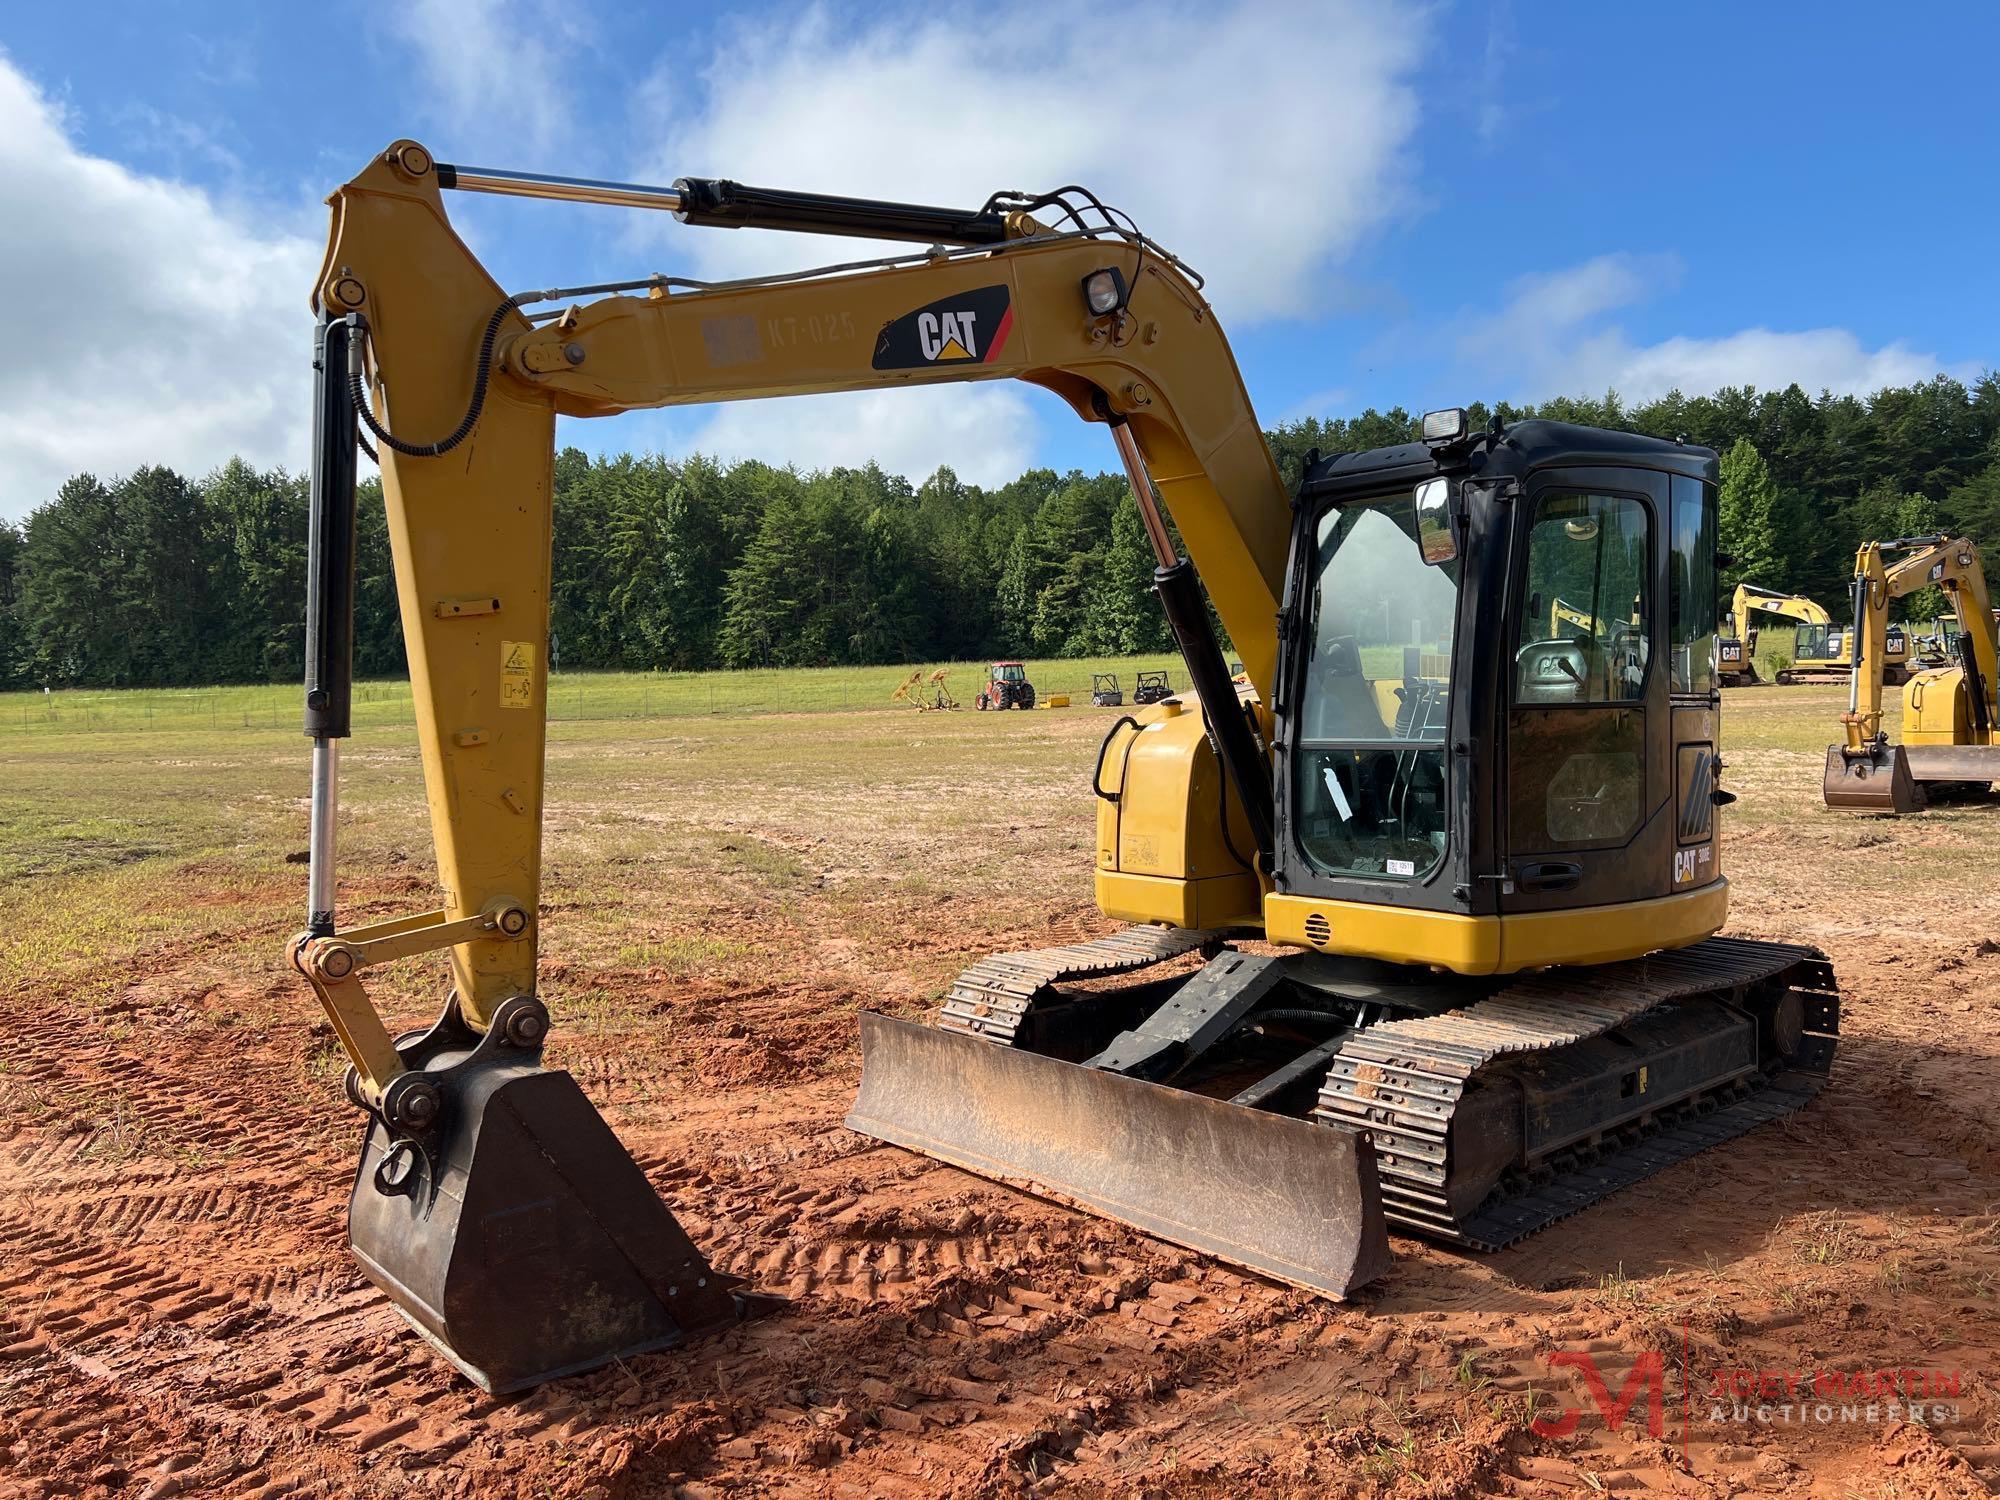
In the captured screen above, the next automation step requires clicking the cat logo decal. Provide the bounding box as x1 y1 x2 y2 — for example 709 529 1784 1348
873 286 1013 370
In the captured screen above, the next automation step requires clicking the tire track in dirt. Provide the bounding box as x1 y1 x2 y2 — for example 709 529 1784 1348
0 1190 622 1496
9 896 2000 1492
1 1006 334 1168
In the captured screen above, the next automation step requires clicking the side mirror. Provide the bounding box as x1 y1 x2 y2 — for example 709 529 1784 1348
1414 478 1457 565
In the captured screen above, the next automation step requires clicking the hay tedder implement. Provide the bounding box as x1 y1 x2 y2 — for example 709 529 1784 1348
892 667 958 711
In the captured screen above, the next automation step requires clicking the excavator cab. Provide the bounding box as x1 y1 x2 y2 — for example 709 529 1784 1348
1269 418 1723 948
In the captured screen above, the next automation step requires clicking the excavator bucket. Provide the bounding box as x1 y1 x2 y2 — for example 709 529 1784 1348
847 1013 1391 1297
1823 742 1924 812
348 1057 745 1394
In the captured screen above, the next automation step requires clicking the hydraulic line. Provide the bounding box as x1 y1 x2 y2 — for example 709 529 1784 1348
344 297 530 459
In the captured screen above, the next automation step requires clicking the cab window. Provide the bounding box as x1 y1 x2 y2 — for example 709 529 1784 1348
1669 475 1717 694
1515 493 1650 704
1509 491 1650 852
1292 491 1458 880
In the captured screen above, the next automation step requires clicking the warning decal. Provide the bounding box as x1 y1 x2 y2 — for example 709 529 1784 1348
500 640 535 709
872 285 1014 370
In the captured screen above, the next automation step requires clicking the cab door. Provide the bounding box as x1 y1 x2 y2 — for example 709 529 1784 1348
1501 468 1673 911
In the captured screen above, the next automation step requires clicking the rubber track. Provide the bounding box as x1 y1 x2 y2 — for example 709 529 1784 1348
937 924 1235 1043
1313 936 1840 1248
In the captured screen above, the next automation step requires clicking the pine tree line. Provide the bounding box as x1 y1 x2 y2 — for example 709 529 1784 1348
1 374 1995 690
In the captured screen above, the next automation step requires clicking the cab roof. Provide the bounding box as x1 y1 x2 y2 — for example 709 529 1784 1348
1300 419 1719 500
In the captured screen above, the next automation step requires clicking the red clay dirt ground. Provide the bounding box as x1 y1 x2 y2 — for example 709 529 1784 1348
3 701 1999 1497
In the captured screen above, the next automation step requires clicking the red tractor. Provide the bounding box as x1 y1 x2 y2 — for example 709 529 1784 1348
975 660 1036 710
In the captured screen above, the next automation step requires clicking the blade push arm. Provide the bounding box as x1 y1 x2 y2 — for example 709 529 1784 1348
298 141 1293 1089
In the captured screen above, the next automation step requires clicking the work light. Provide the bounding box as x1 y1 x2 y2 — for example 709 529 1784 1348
1083 267 1128 316
1422 408 1467 445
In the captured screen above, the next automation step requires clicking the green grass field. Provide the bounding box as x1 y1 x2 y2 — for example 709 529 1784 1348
0 653 1187 736
0 667 1992 1179
0 664 1976 1032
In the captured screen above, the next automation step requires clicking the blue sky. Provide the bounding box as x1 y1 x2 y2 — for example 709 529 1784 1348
1 1 1993 518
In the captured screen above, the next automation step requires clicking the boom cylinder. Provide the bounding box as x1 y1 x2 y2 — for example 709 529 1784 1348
1847 572 1869 720
1110 421 1276 865
304 317 359 935
672 177 1009 244
432 160 1011 245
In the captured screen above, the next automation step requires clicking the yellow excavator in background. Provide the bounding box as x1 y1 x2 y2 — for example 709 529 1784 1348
1787 592 1912 686
292 142 1838 1393
1826 536 2000 810
1550 595 1602 637
1717 584 1836 685
1913 609 2000 669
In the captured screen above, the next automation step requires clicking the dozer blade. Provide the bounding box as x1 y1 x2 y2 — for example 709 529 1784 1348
847 1012 1391 1297
1823 741 1924 812
1901 743 2000 787
349 1059 744 1394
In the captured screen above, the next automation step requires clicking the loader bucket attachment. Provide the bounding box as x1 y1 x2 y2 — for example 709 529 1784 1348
349 1059 744 1394
1823 742 1924 812
848 1012 1391 1297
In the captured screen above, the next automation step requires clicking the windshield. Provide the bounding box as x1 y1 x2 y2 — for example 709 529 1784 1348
1293 492 1458 879
995 664 1024 681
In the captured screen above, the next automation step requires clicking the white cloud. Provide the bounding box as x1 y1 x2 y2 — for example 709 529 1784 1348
634 1 1427 323
1459 253 1962 404
640 382 1044 489
1279 386 1352 422
386 0 586 157
0 56 319 520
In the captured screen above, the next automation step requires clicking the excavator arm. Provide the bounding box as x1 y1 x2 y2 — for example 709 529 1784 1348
1842 537 1997 739
1731 583 1830 632
289 143 1377 1392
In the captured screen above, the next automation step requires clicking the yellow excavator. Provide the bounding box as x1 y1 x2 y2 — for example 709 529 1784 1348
1787 596 1912 686
1825 536 2000 811
1913 609 2000 669
293 142 1839 1392
1717 584 1839 685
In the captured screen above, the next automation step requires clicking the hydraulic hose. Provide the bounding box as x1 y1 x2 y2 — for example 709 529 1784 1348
344 295 534 458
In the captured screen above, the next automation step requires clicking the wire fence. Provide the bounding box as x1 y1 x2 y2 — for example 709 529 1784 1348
0 655 1192 737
